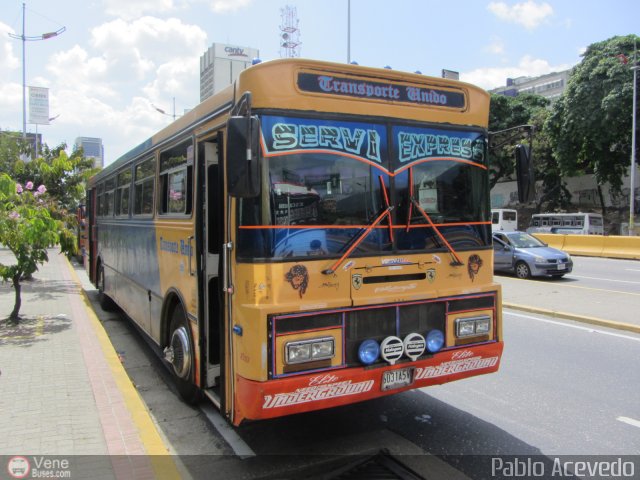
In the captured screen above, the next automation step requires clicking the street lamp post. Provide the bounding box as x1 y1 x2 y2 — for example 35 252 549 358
631 63 638 235
8 2 65 139
152 97 177 121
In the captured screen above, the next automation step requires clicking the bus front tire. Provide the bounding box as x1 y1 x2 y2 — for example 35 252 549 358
166 307 201 405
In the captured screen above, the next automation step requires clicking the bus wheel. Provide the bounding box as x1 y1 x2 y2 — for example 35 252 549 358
97 264 117 311
515 261 531 279
165 306 201 404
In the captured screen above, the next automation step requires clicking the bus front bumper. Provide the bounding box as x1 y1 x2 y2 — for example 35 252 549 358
233 341 503 425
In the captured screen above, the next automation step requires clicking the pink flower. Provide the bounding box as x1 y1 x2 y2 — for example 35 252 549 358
9 211 20 220
16 183 23 193
25 181 34 190
37 185 46 194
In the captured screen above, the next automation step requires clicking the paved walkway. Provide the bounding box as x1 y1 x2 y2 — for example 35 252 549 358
0 248 181 479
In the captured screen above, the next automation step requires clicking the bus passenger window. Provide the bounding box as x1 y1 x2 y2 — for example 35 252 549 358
134 157 155 216
159 140 193 216
116 168 132 216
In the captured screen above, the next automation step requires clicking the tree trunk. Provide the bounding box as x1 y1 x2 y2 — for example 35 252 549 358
597 184 606 216
9 274 22 323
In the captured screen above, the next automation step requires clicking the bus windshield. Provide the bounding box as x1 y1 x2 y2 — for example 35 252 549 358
237 114 490 260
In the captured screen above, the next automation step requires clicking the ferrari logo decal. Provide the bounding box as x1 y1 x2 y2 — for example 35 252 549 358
352 274 363 290
426 268 436 283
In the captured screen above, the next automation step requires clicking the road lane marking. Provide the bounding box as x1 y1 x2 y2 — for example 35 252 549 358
200 403 256 458
505 311 640 343
617 417 640 429
566 274 640 285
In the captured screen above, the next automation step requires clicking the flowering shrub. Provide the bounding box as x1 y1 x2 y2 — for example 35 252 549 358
0 173 62 322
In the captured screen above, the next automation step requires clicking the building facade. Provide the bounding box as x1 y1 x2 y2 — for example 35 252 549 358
490 70 570 103
74 137 104 169
199 43 260 102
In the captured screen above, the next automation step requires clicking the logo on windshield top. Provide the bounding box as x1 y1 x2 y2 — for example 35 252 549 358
468 254 483 281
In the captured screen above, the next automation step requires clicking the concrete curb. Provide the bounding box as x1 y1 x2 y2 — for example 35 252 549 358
504 302 640 335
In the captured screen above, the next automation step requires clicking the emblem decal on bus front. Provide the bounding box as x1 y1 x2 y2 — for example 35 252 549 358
263 380 375 409
467 254 483 281
285 265 309 298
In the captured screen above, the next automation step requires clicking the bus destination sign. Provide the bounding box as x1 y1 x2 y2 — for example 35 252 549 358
298 72 466 109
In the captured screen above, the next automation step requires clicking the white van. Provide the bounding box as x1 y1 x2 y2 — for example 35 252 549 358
526 212 604 235
491 209 518 232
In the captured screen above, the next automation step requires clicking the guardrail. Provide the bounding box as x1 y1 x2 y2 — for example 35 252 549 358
532 234 640 260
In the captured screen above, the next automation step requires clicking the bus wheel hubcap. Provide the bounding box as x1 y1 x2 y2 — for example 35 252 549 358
167 326 191 379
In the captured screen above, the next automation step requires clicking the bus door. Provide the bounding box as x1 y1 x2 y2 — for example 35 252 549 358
199 138 223 391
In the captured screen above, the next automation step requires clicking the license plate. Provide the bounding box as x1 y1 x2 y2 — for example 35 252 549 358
557 263 566 270
381 367 415 391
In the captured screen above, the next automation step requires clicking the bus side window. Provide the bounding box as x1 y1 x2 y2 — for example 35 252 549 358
492 212 499 224
104 177 116 217
159 140 193 216
116 168 132 217
134 157 155 216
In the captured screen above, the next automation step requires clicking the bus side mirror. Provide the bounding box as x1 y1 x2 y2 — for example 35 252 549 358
227 116 261 197
515 144 535 203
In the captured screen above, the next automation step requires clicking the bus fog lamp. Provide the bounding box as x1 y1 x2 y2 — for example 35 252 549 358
426 329 445 353
358 339 380 365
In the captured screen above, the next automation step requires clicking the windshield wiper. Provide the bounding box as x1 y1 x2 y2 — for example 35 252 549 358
405 167 463 266
323 176 394 275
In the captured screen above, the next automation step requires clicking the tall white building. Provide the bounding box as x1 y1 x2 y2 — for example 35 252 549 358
200 43 260 102
74 137 104 169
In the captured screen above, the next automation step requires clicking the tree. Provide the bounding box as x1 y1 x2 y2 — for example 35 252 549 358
547 34 639 212
0 135 98 322
0 175 62 322
488 93 550 189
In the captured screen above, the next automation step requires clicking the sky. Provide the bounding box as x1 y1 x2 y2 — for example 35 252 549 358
0 0 638 166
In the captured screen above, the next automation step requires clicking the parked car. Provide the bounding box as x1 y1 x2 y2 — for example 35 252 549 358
492 231 573 279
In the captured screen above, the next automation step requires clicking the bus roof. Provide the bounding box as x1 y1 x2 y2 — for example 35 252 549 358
91 58 490 185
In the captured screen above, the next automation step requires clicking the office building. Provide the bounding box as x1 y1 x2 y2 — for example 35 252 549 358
200 43 259 102
491 70 570 103
74 137 104 169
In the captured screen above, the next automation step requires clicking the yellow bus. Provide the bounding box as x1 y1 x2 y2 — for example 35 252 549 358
87 58 520 426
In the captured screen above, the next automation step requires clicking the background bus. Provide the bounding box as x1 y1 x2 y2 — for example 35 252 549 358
526 212 604 235
86 58 532 426
491 208 518 232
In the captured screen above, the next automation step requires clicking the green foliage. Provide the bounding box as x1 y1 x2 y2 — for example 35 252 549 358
0 174 63 320
547 34 639 195
489 93 549 189
0 134 98 321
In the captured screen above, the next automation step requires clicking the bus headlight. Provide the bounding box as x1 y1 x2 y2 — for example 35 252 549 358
455 316 491 338
285 337 335 364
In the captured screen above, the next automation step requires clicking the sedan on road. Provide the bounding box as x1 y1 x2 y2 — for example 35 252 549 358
492 231 573 279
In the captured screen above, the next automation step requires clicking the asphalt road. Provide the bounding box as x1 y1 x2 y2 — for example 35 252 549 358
85 257 640 479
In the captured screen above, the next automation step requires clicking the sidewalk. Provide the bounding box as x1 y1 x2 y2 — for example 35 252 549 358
0 248 181 479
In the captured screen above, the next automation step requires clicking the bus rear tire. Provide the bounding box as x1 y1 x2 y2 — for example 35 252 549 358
97 264 117 312
166 306 201 405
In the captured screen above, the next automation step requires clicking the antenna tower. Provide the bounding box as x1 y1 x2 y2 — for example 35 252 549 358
279 5 301 58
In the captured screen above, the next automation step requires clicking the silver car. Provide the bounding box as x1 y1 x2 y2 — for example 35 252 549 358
493 231 573 279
